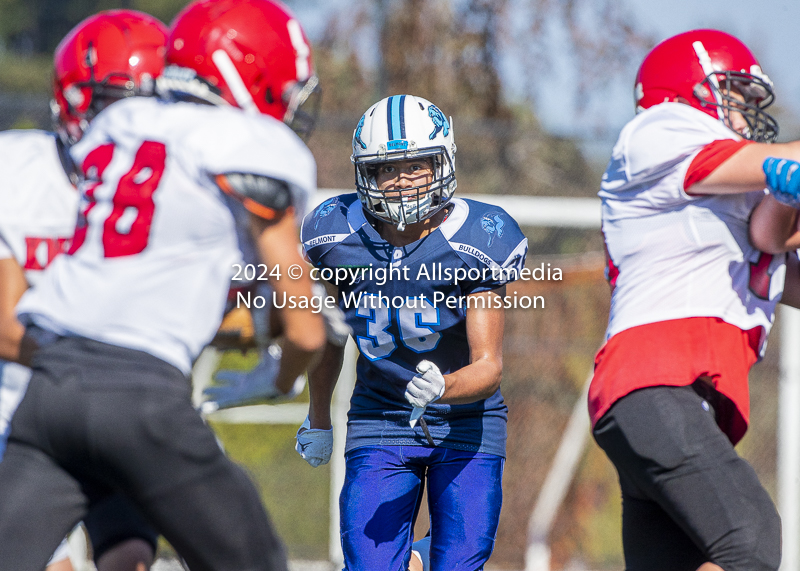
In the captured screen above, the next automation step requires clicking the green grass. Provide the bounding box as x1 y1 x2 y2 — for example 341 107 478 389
206 349 329 560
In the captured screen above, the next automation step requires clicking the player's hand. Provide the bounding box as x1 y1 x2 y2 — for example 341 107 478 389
201 345 304 414
405 360 446 409
295 416 333 467
764 157 800 207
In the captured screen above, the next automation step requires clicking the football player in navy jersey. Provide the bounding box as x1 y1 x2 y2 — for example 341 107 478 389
297 95 528 570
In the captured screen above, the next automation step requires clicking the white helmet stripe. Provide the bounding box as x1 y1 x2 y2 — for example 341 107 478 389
692 40 725 121
212 49 259 115
287 20 311 81
387 95 407 140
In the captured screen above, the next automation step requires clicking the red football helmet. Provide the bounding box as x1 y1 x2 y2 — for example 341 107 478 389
635 29 778 142
52 10 168 145
161 0 320 138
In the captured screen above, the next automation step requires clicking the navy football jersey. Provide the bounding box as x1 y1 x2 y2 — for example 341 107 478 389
302 194 528 456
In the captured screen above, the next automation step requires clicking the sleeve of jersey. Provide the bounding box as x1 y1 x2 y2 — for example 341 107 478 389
301 195 356 267
619 107 741 202
198 114 317 220
455 205 529 295
683 139 753 192
0 231 12 260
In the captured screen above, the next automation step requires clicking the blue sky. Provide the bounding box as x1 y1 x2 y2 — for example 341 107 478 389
290 0 800 159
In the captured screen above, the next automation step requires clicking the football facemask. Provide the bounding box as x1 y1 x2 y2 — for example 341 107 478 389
352 94 457 230
693 69 777 143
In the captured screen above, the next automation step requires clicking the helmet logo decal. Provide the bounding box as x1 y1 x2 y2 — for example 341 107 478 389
355 115 367 149
314 197 339 229
428 104 449 140
387 95 406 140
481 212 505 247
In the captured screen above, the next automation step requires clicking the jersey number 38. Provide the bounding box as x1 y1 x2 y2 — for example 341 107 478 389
69 141 166 258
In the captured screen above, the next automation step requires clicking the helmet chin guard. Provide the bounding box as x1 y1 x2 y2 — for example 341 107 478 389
351 94 457 229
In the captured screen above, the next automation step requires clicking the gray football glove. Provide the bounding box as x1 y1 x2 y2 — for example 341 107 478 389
201 345 304 414
295 416 333 467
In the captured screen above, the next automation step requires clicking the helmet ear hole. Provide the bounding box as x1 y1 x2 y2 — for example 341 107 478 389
265 88 274 104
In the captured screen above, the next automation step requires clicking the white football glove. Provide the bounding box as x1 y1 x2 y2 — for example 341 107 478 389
295 416 333 467
201 345 304 414
405 360 446 411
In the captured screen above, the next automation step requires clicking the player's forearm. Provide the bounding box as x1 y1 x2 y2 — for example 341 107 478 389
0 316 25 363
750 195 800 253
0 258 30 363
251 213 326 353
273 336 320 394
438 357 503 405
690 141 800 195
780 252 800 309
438 288 504 404
307 340 344 429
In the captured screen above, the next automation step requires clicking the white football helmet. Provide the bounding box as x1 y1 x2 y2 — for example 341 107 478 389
352 94 457 229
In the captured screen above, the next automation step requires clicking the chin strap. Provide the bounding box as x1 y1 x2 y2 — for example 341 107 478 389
395 198 410 231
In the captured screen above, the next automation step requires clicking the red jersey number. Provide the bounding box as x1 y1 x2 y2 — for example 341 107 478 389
103 141 166 258
70 141 166 258
68 143 114 255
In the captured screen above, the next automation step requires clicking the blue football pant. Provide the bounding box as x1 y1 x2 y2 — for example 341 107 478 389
340 445 503 571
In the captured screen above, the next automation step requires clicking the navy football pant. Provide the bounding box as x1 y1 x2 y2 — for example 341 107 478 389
340 445 503 571
593 385 780 571
0 335 287 571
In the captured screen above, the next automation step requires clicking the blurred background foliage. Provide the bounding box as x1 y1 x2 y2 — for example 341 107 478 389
0 0 781 569
0 0 654 195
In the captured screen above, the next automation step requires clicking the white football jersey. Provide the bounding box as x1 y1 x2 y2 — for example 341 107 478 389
600 103 784 354
0 130 78 287
17 98 316 374
0 130 78 452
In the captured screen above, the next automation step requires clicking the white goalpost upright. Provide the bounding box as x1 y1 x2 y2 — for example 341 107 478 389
779 306 800 571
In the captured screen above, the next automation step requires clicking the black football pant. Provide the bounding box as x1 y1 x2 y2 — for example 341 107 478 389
0 335 287 571
593 384 780 571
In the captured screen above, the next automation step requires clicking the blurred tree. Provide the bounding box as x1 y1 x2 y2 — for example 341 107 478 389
0 0 189 54
300 0 654 195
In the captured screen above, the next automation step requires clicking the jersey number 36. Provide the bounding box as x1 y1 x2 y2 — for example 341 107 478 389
356 293 442 360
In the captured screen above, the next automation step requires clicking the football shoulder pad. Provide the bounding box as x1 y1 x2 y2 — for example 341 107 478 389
453 199 527 262
215 172 296 220
301 193 359 257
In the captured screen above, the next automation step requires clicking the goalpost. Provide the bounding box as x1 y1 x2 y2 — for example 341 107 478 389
198 188 800 570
